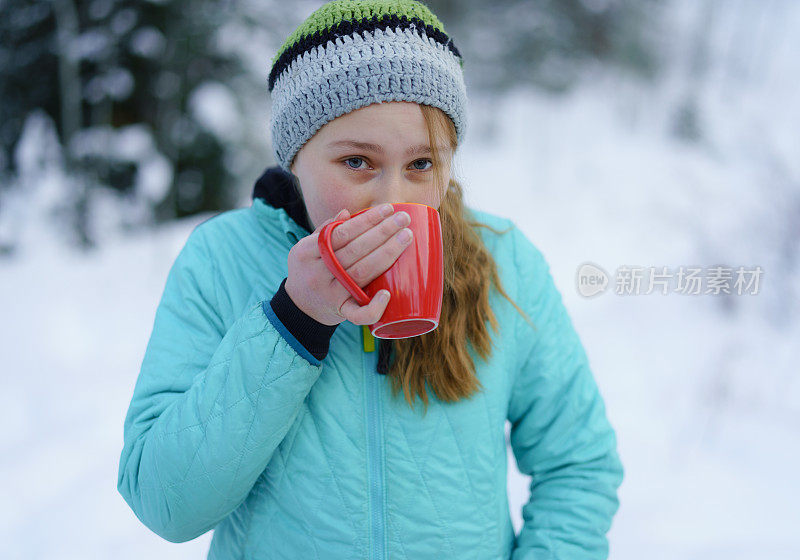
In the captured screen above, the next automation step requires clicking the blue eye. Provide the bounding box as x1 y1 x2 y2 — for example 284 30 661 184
344 157 366 170
412 159 432 171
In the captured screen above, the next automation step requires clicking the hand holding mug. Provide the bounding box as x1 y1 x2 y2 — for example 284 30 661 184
284 203 415 327
318 203 444 339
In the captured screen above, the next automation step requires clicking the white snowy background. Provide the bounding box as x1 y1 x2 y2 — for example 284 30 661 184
1 1 798 558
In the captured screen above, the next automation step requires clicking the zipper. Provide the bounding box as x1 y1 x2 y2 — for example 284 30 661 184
362 325 385 560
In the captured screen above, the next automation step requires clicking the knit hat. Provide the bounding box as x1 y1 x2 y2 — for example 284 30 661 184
267 0 467 171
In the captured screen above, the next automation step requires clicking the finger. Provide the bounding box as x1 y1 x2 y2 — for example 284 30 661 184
340 290 391 326
333 210 411 272
343 227 413 288
298 208 351 262
329 203 395 250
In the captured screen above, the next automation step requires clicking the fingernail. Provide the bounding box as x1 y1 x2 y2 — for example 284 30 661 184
380 204 394 217
380 290 390 301
393 212 410 227
398 228 412 243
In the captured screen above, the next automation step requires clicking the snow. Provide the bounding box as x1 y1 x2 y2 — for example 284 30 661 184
5 110 76 254
129 26 166 59
1 1 798 558
189 81 242 143
68 123 174 204
69 28 113 62
85 67 135 103
88 0 114 22
110 8 138 37
0 215 214 559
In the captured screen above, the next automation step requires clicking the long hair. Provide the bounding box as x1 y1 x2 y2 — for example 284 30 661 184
386 104 533 415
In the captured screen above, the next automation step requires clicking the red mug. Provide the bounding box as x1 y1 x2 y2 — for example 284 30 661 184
318 203 444 339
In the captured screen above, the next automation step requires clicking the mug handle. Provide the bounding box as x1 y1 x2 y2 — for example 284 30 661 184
318 220 372 306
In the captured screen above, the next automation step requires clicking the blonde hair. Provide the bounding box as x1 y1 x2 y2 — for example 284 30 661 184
386 104 533 415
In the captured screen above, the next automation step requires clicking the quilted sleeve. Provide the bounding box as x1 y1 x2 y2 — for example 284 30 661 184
117 227 324 543
506 226 624 560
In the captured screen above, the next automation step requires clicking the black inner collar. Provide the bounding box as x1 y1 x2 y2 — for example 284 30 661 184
252 165 313 235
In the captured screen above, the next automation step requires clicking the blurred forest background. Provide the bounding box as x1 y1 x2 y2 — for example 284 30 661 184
3 0 797 317
0 0 663 245
4 0 797 321
1 0 799 558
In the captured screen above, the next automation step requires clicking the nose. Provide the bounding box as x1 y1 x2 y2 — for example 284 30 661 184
370 171 407 207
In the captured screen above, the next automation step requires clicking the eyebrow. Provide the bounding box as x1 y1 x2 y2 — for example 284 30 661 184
326 140 449 157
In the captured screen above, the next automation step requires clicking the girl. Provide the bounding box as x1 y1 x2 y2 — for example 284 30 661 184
117 1 624 559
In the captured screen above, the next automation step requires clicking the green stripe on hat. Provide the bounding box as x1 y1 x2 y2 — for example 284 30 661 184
271 0 449 67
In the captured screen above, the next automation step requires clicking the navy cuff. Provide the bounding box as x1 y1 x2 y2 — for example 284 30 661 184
270 278 338 361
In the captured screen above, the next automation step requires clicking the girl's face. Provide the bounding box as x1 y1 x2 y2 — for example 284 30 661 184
290 101 452 230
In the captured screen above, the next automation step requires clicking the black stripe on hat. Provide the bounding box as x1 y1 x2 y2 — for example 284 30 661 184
268 13 462 93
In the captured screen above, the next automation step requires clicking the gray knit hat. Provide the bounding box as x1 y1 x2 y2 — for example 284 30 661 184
267 0 467 171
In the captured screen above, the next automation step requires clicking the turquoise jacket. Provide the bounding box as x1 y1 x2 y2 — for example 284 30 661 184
117 168 623 559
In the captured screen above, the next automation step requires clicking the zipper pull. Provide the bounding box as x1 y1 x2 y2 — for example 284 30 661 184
361 325 376 353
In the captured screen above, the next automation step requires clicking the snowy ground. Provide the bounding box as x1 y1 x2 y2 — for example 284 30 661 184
2 74 799 558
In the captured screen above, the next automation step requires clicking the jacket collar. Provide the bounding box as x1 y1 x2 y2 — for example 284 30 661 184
252 165 313 243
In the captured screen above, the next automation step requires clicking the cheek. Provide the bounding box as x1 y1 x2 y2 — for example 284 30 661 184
307 186 354 225
318 190 351 213
315 178 366 213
